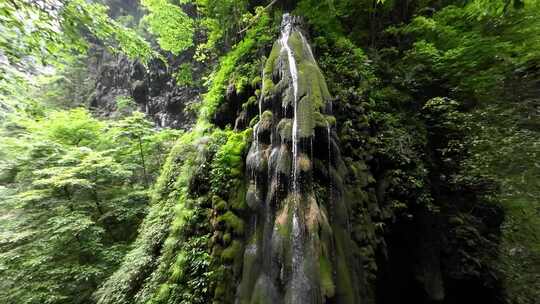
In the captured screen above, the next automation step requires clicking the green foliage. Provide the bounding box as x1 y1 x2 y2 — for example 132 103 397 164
94 118 249 304
0 0 157 68
296 4 537 302
0 108 179 304
30 108 105 146
210 130 248 196
464 101 540 304
368 1 540 302
141 0 194 55
295 0 346 36
192 0 249 61
0 63 45 123
146 128 248 304
116 96 136 112
295 0 390 42
386 0 540 101
94 130 203 304
173 63 194 86
316 35 374 94
40 55 98 109
198 7 274 122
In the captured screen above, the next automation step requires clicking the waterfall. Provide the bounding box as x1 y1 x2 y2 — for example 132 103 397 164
238 14 362 304
326 119 332 199
279 15 309 303
280 13 300 195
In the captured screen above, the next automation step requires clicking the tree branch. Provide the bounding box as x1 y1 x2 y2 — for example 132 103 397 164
237 0 279 35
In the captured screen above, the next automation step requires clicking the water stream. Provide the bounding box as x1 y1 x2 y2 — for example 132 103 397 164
280 14 300 196
238 13 361 304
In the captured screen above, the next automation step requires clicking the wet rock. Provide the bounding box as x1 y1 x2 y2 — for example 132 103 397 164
237 14 363 304
89 50 201 129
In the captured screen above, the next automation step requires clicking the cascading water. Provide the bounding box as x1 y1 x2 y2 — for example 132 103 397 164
238 14 364 304
280 14 309 303
280 14 300 195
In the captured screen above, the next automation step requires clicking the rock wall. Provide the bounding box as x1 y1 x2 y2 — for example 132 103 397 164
87 0 201 129
89 52 200 129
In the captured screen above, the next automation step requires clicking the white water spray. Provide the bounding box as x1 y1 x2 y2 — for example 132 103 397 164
280 14 300 195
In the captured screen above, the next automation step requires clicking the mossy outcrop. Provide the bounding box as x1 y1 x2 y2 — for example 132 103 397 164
237 15 364 304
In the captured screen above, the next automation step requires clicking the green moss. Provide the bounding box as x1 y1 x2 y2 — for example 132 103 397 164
95 8 277 304
299 61 331 108
255 110 272 135
221 240 243 262
334 229 357 304
275 215 290 239
275 196 296 238
313 113 336 129
277 119 293 141
320 255 335 298
249 114 259 127
198 11 273 123
235 75 249 94
242 96 257 111
115 126 249 304
291 31 331 109
297 95 316 139
262 42 280 96
251 76 262 88
212 196 228 212
230 181 247 211
154 283 172 302
235 236 262 303
314 111 326 128
326 115 336 127
223 233 232 245
170 252 188 281
288 31 304 61
218 211 245 235
264 30 334 141
297 153 312 173
261 110 273 121
210 129 250 196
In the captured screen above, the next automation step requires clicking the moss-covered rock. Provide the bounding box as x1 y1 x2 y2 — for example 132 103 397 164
212 195 228 212
236 16 365 304
218 211 245 236
221 240 243 262
277 118 293 142
320 255 335 299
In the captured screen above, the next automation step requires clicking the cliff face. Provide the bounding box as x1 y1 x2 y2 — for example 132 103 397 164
89 52 200 129
87 0 201 129
238 14 364 303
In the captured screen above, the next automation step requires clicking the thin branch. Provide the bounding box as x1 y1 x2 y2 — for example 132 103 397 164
237 0 279 35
